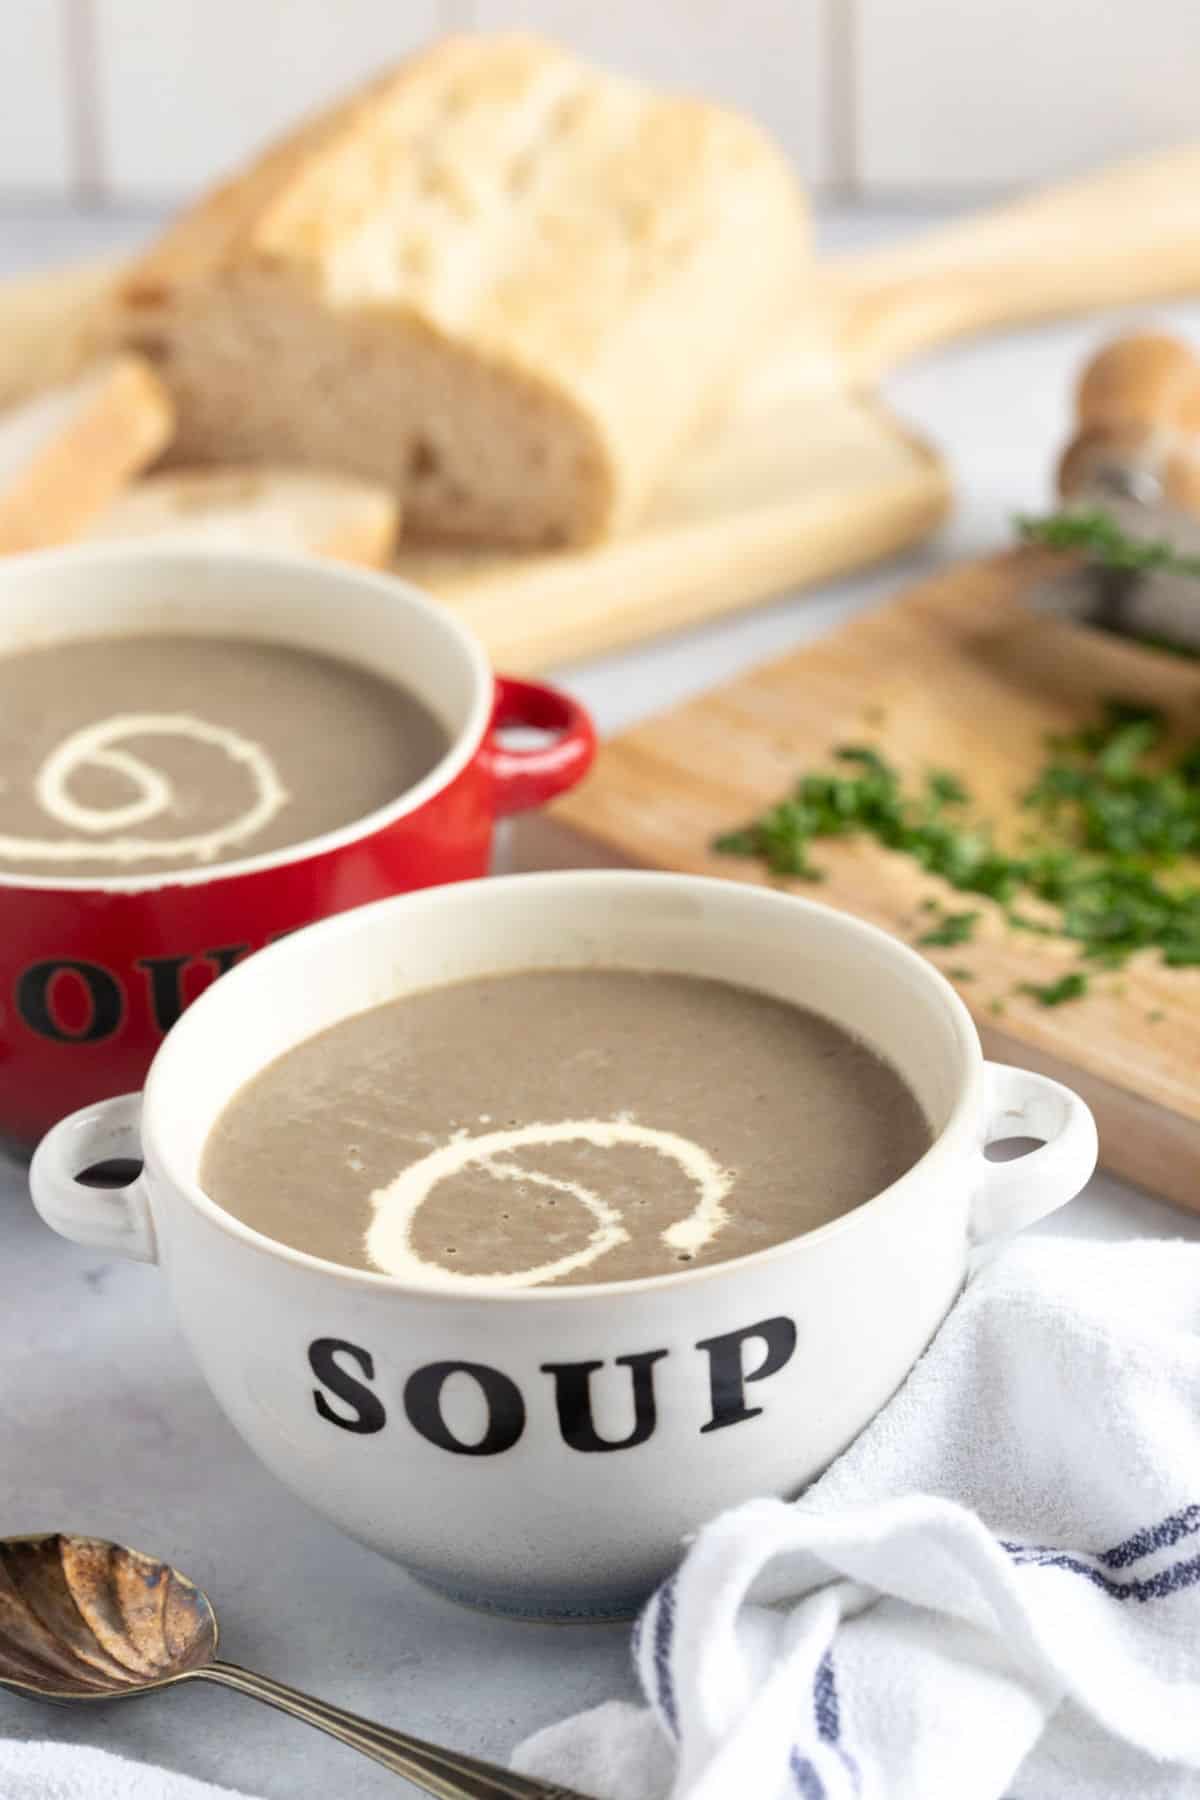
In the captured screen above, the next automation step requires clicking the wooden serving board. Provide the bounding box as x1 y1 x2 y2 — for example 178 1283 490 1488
7 147 1200 669
553 551 1200 1211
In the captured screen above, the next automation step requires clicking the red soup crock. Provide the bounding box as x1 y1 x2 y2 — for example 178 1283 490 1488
0 545 595 1150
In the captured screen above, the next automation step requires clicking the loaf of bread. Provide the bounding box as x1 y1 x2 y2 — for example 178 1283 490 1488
112 34 808 547
84 466 400 566
0 355 173 553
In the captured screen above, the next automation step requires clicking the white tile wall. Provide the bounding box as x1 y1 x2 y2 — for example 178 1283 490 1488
94 0 449 197
0 0 1198 203
857 0 1200 191
468 0 831 184
1 1 73 193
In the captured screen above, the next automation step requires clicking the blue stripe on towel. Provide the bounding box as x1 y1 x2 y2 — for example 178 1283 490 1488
653 1573 680 1738
1098 1503 1200 1570
1008 1542 1200 1602
1003 1501 1200 1579
813 1652 840 1742
814 1651 861 1793
789 1747 827 1799
788 1647 861 1799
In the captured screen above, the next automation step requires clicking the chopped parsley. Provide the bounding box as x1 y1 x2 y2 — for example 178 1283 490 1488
1017 508 1200 583
917 910 980 947
1018 972 1090 1007
714 698 1200 1000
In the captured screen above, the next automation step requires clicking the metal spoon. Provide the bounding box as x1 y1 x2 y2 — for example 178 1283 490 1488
0 1533 585 1799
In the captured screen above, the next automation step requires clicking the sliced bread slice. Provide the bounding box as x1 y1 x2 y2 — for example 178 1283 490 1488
0 355 173 553
84 465 400 566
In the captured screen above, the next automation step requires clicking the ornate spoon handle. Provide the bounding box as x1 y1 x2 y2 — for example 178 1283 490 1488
189 1662 585 1799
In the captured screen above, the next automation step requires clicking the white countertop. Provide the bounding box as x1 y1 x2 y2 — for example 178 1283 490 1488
3 204 1199 1798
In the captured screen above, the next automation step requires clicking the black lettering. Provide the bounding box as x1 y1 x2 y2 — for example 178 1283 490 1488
16 959 123 1043
137 955 189 1034
138 944 251 1033
206 943 250 977
697 1316 797 1434
403 1360 524 1457
541 1350 668 1452
309 1338 386 1435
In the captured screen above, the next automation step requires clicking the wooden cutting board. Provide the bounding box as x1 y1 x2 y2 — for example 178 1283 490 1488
553 550 1200 1210
7 146 1200 669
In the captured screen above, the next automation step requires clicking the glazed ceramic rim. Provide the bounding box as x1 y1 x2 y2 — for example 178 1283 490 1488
0 542 494 895
141 870 986 1304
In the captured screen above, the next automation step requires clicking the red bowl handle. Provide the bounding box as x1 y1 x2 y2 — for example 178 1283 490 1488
481 676 596 818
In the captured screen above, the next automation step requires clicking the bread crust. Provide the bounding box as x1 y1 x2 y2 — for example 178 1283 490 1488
114 35 808 546
0 355 173 553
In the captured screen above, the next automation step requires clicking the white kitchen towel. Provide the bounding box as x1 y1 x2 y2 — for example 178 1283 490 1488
0 1739 257 1798
513 1236 1200 1800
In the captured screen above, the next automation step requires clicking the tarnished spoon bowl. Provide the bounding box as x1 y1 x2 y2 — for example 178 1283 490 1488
0 1534 216 1699
0 1534 583 1798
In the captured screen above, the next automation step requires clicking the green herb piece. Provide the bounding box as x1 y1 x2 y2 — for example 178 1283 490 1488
926 769 969 808
1018 971 1090 1007
1124 633 1200 664
1148 1008 1166 1023
988 997 1007 1016
947 966 975 981
1017 508 1200 581
1006 909 1057 935
918 910 980 947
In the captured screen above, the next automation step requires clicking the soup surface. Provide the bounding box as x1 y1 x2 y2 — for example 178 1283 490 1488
0 633 449 878
201 968 933 1288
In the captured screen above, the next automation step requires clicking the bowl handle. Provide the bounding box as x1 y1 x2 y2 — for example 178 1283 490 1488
29 1093 157 1264
969 1062 1098 1245
481 676 596 818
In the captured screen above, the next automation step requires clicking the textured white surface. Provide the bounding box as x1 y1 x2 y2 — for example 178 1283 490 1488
2 204 1199 1798
519 1238 1200 1798
0 1739 258 1799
